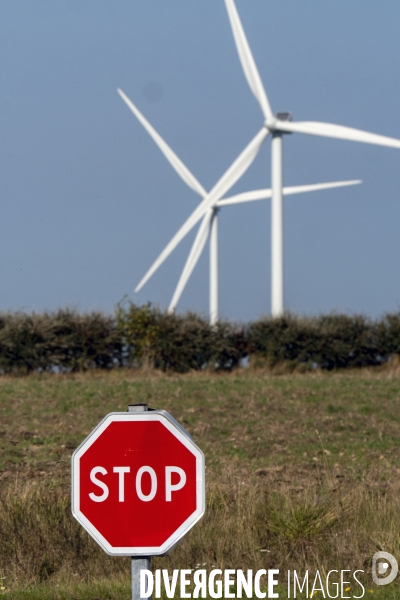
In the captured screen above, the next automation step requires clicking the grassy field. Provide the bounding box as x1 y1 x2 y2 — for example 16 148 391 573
1 366 400 598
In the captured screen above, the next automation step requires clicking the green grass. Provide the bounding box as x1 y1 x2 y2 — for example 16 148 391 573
1 367 400 598
2 368 400 478
0 578 130 599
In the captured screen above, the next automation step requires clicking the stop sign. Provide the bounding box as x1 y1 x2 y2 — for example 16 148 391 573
71 410 205 556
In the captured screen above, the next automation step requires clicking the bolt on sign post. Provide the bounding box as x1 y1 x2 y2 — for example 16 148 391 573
71 404 205 600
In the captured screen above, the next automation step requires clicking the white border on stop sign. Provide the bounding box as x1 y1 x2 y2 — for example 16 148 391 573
71 410 205 556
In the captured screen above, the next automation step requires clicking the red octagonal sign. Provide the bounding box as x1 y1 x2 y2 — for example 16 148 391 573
72 411 205 556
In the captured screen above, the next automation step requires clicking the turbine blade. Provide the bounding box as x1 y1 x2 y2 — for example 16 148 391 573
283 179 362 196
218 189 272 206
168 210 213 313
135 127 269 292
224 0 273 121
117 88 207 197
218 180 361 207
276 120 400 149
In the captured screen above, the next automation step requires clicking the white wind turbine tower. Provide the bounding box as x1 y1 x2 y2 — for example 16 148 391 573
122 0 400 321
118 89 361 325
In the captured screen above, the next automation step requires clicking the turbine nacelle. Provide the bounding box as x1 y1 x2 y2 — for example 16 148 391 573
276 112 292 122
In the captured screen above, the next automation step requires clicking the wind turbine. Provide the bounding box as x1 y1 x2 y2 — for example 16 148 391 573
118 89 361 324
124 0 400 320
223 0 400 316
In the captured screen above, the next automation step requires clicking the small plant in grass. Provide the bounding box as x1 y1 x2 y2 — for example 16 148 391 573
257 487 351 548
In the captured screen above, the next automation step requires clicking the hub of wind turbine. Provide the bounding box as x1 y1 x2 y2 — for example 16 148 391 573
266 113 293 134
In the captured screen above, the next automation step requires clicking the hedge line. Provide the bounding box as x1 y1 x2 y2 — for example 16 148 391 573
0 310 122 373
0 303 400 373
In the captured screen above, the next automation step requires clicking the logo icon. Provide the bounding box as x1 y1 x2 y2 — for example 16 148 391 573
372 551 398 586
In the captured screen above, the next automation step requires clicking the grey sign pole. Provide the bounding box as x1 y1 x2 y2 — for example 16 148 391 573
128 404 152 600
131 556 152 600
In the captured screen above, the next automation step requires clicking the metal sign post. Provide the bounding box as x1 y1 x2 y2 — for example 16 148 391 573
131 556 151 600
128 404 151 600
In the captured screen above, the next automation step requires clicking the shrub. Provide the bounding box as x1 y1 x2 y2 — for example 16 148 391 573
0 310 122 373
378 312 400 358
312 313 381 369
248 312 382 369
115 301 247 372
247 314 316 367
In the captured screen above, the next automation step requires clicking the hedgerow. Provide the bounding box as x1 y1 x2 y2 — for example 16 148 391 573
0 303 399 372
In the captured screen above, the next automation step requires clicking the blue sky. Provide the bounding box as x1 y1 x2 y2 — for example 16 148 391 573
1 1 400 322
